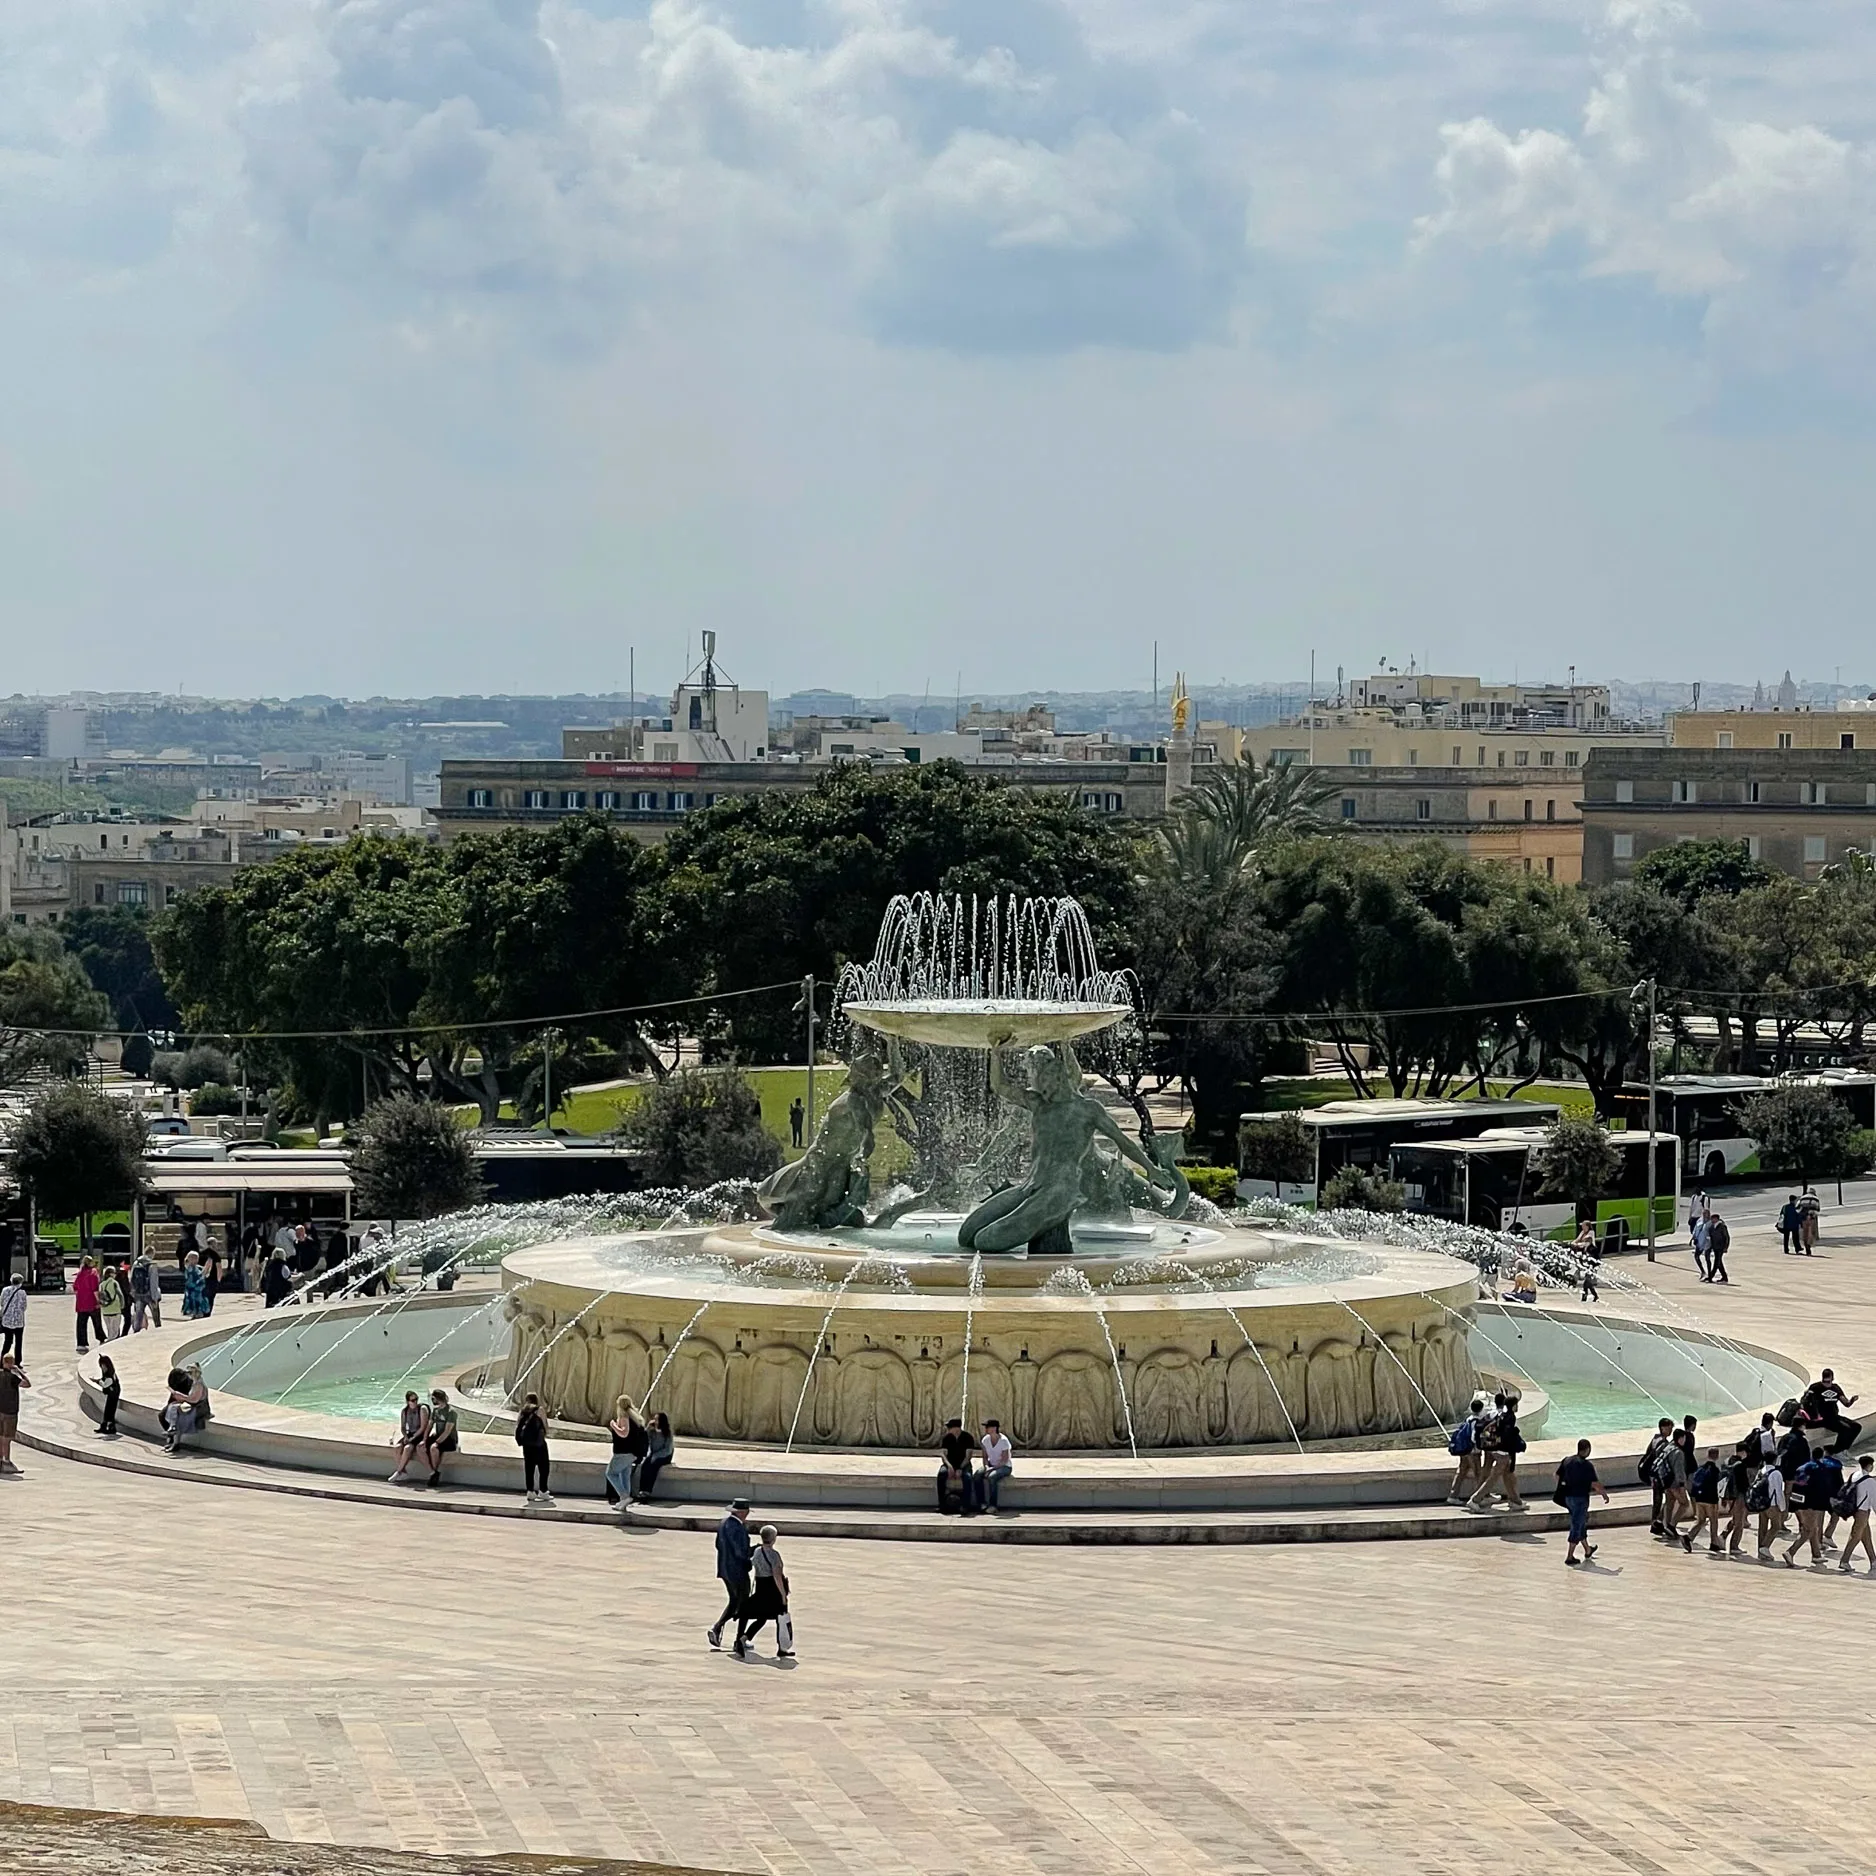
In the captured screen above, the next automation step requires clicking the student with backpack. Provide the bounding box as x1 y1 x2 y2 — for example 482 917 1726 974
1445 1396 1489 1504
1467 1393 1528 1512
1749 1454 1784 1558
1785 1449 1835 1567
1683 1447 1724 1554
1654 1428 1692 1542
1641 1418 1675 1535
1720 1444 1753 1555
1838 1454 1876 1575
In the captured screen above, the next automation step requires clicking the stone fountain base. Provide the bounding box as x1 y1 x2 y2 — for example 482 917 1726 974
497 1222 1484 1451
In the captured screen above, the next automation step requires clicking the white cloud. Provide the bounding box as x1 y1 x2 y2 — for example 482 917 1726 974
1418 0 1876 396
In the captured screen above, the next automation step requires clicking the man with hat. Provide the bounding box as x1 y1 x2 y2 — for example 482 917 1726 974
709 1497 753 1657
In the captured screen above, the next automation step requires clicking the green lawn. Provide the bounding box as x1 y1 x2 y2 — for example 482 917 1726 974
557 1064 854 1160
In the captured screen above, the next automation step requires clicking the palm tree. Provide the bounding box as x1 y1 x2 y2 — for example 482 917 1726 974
1158 754 1340 887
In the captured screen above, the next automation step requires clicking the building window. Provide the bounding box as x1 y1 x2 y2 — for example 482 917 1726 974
1415 798 1431 821
1545 856 1555 878
1843 733 1856 750
1546 800 1555 821
632 791 658 811
671 791 694 811
596 791 620 810
1539 749 1555 766
1496 750 1506 768
524 790 550 810
1347 748 1372 766
1451 746 1462 765
93 883 106 904
561 790 587 810
1615 779 1633 802
1523 857 1533 873
1744 781 1762 804
1746 836 1761 860
1341 798 1357 820
1805 782 1828 806
1778 731 1793 749
1477 747 1486 765
1613 834 1634 860
1514 750 1529 767
653 742 679 762
1523 799 1533 821
1407 750 1418 767
1867 783 1876 807
1672 779 1697 803
1716 731 1733 749
1270 749 1308 766
1487 800 1497 820
467 788 493 808
116 881 147 906
1805 836 1827 864
1566 749 1579 767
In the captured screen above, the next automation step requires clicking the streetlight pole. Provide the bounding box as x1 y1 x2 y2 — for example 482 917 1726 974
799 976 817 1142
1633 977 1658 1260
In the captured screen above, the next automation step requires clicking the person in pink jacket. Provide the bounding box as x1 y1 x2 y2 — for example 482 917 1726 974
73 1256 104 1353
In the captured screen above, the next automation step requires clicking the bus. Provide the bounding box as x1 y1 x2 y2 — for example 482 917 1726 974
1390 1126 1680 1245
1236 1097 1560 1205
1613 1071 1876 1184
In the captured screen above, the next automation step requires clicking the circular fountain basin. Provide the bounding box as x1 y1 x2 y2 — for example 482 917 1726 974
841 998 1133 1047
496 1221 1485 1452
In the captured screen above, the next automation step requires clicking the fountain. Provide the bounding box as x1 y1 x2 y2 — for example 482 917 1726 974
491 895 1486 1450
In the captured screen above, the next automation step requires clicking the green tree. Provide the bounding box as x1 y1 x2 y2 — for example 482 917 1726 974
1237 1112 1313 1185
648 763 1141 1061
59 904 179 1033
0 927 112 1086
618 1066 783 1188
1537 1115 1623 1223
9 1081 145 1239
1634 837 1775 907
349 1098 485 1221
1735 1084 1876 1202
1320 1165 1406 1212
1159 754 1340 887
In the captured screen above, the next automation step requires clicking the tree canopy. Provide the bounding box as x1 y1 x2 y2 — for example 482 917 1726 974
9 1081 144 1225
0 927 112 1086
348 1098 484 1221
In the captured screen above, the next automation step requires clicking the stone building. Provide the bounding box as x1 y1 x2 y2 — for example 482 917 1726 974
1581 747 1876 884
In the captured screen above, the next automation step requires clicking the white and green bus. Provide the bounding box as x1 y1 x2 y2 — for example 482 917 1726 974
1390 1126 1680 1246
1613 1071 1876 1185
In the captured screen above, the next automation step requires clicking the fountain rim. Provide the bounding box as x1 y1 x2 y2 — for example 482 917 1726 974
839 997 1133 1048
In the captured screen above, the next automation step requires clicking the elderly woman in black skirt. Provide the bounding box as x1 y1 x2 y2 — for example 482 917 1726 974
736 1524 794 1659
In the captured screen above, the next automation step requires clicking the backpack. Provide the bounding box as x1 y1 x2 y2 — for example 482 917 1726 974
1746 1474 1772 1513
1651 1446 1678 1489
1447 1419 1475 1458
130 1262 150 1299
1775 1398 1801 1427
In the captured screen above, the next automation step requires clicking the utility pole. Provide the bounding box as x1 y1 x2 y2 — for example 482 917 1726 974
541 1026 559 1132
1633 978 1658 1259
796 976 817 1141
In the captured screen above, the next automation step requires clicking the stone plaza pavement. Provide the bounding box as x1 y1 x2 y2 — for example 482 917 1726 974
6 1199 1876 1874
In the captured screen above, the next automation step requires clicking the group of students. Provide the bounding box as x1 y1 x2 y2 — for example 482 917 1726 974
935 1416 1016 1514
1643 1373 1873 1569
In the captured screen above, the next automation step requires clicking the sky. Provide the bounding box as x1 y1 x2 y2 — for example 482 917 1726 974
5 0 1876 701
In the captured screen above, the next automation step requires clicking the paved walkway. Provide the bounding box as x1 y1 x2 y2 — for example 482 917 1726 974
3 1196 1875 1873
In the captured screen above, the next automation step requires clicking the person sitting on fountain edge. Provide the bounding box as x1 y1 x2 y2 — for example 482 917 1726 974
937 1417 977 1515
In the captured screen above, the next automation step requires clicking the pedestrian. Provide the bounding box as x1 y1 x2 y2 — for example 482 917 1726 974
605 1395 647 1510
638 1412 675 1499
421 1388 458 1486
388 1390 430 1482
260 1248 292 1308
181 1251 209 1319
94 1353 121 1437
1468 1392 1528 1512
1748 1410 1778 1465
1447 1395 1488 1504
1690 1208 1712 1281
709 1498 753 1657
113 1264 133 1338
788 1097 805 1149
1703 1210 1731 1284
1777 1193 1801 1256
0 1268 25 1362
1797 1187 1820 1252
130 1249 161 1331
515 1392 553 1506
979 1417 1015 1511
95 1263 125 1339
1655 1427 1692 1541
1720 1443 1752 1555
1642 1417 1675 1535
1839 1453 1876 1575
73 1255 104 1352
199 1240 221 1314
936 1416 977 1515
1684 1446 1724 1554
1572 1218 1601 1303
1799 1370 1861 1454
737 1523 794 1658
0 1350 29 1475
1556 1438 1608 1565
1785 1447 1833 1567
1750 1451 1785 1558
161 1363 210 1455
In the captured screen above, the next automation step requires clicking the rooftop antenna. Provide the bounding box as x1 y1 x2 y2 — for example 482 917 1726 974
1152 640 1159 716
